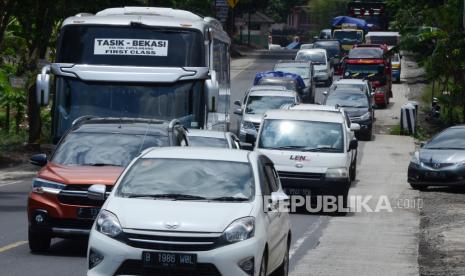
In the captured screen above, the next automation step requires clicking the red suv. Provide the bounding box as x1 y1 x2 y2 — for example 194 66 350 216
27 118 188 252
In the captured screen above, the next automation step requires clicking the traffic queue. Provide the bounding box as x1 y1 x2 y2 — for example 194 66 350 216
25 7 404 276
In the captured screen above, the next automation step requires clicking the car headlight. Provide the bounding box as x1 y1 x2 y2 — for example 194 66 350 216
240 121 256 131
221 217 255 244
410 151 421 166
32 178 66 194
360 112 371 120
96 210 122 238
325 168 349 179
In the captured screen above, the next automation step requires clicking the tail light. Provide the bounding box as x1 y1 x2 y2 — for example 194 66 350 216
360 8 366 16
379 6 385 14
372 81 382 88
369 8 374 16
349 8 355 17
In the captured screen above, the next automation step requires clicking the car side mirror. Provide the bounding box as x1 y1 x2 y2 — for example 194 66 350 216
234 100 241 106
350 123 361 131
87 184 107 201
323 91 328 96
36 65 51 106
234 108 243 115
419 141 426 148
29 154 47 167
349 139 359 151
370 92 375 96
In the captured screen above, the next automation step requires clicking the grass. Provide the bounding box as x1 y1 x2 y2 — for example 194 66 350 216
389 123 430 141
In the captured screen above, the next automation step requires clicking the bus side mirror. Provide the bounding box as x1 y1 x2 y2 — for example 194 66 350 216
205 70 219 112
36 65 50 106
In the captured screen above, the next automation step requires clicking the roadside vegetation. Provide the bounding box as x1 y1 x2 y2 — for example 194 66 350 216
388 0 465 127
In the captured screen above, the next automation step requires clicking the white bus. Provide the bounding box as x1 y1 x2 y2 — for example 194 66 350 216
36 7 231 143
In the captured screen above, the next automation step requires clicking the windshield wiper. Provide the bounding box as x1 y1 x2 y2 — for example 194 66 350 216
83 163 120 167
264 145 306 150
301 147 341 152
209 196 249 202
125 193 208 200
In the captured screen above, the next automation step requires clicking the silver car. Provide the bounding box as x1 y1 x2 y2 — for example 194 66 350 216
187 129 241 149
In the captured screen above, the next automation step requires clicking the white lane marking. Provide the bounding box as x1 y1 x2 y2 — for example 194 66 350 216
0 180 23 188
0 241 28 253
289 216 322 260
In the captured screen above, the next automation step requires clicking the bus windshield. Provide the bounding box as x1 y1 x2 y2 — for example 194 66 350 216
53 77 204 141
57 25 205 67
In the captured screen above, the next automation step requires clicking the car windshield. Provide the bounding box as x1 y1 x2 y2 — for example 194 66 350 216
52 132 168 167
258 119 344 153
188 136 228 148
349 48 384 59
313 42 341 58
425 128 465 150
333 31 363 43
246 95 296 114
296 52 326 64
274 65 310 79
325 91 369 108
117 159 255 200
53 77 204 140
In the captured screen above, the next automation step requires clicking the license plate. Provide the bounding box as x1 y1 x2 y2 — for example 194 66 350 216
142 251 197 268
425 172 445 179
285 188 311 196
77 207 100 219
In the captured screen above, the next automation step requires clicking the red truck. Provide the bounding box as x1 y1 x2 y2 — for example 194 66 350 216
341 44 392 107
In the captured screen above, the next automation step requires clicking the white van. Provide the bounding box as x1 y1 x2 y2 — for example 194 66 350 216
255 106 359 206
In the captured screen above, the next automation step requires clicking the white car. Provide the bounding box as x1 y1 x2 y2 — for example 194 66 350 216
235 85 300 143
187 129 241 149
255 106 359 207
295 48 333 86
86 147 291 276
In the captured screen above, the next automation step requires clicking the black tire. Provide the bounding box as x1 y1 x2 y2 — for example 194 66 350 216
350 161 357 181
275 239 290 276
410 184 428 191
28 229 51 252
363 129 373 141
259 251 267 276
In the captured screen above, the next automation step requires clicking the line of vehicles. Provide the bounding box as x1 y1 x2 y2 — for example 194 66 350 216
25 6 403 276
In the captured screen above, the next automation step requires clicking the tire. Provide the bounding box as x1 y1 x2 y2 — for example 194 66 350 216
28 229 51 253
364 129 373 141
410 184 428 191
275 238 290 276
259 251 267 276
350 160 357 181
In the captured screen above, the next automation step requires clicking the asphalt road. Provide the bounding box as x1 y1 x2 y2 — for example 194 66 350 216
0 55 337 275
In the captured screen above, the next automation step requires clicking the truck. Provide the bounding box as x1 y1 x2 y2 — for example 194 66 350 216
331 16 367 52
35 7 231 143
341 44 392 107
347 0 389 31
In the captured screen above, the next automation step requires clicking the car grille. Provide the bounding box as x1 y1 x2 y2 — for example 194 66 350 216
278 171 324 180
121 231 221 252
114 260 221 276
422 162 455 169
49 218 94 230
57 184 112 206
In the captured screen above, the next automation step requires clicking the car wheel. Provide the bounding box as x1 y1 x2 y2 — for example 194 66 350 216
28 229 51 253
350 161 357 181
259 252 267 276
410 184 428 191
364 129 373 141
275 239 290 276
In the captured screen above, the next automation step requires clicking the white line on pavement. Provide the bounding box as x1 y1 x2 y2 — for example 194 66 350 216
0 241 27 253
0 180 23 188
289 216 322 260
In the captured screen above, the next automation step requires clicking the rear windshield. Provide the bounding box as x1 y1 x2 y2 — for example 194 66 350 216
57 25 205 67
349 48 384 59
313 42 341 58
188 136 228 148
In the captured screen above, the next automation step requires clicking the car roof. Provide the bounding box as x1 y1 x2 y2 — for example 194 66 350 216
275 60 312 66
366 31 400 37
142 147 253 162
186 129 227 139
297 48 326 55
73 118 170 136
249 89 297 97
334 79 368 85
250 85 287 92
265 108 344 123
